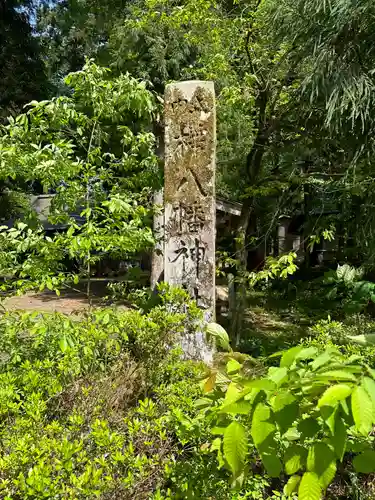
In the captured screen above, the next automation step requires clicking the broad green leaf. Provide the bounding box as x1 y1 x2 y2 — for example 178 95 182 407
298 418 320 439
298 472 322 500
211 437 225 469
315 370 357 382
330 415 346 461
220 400 253 414
353 450 375 473
307 442 336 489
206 323 230 351
223 421 247 476
311 351 331 371
318 384 352 408
226 358 242 374
251 402 275 448
243 379 276 391
351 385 373 436
261 452 282 477
271 391 296 412
283 427 301 441
274 401 299 435
320 405 337 435
280 346 304 368
284 444 307 475
268 366 288 386
284 475 301 496
362 376 375 412
296 347 318 361
224 382 243 405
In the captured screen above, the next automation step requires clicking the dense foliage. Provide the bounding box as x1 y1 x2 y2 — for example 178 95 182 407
2 0 375 498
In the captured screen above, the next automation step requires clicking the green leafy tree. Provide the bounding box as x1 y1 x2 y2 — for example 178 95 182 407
0 60 158 298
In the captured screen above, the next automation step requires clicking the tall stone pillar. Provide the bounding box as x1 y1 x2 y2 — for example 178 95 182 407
164 81 216 355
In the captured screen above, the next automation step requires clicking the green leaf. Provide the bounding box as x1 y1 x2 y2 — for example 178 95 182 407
362 376 375 411
251 403 275 448
311 351 331 371
274 401 299 435
206 323 230 351
296 347 318 361
271 391 296 412
353 450 375 473
243 379 276 391
330 415 346 461
102 312 110 325
318 384 352 408
261 452 282 477
223 421 247 477
226 358 242 374
320 404 337 435
224 382 243 405
298 418 321 439
307 442 336 489
346 334 375 346
59 335 68 353
280 346 304 368
298 472 322 500
220 400 253 414
284 444 307 475
351 385 373 436
284 475 301 496
268 366 288 386
315 370 357 382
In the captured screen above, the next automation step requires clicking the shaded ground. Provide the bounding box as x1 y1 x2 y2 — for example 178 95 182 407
3 279 123 314
217 288 314 357
4 291 93 314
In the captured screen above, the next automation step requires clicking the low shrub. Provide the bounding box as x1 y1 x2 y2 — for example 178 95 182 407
188 325 375 500
0 289 204 499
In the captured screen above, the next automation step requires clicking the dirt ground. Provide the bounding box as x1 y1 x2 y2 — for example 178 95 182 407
4 291 95 314
3 280 112 314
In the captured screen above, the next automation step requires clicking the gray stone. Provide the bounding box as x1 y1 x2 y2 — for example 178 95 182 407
150 189 164 289
164 81 216 361
164 80 216 313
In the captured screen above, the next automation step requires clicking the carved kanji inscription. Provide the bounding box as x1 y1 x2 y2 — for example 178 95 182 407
164 81 216 317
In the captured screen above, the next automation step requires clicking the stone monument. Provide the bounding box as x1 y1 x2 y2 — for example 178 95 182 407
164 81 216 359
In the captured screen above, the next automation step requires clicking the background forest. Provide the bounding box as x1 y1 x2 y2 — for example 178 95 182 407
2 0 375 499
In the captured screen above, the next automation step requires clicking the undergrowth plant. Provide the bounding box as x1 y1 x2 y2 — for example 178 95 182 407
0 287 204 499
194 325 375 500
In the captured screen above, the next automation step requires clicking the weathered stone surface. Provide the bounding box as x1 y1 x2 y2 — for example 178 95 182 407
164 81 216 320
150 189 164 289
